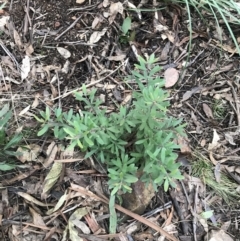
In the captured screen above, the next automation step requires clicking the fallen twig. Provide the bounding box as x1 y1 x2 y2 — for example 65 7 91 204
51 61 126 101
70 183 179 241
55 16 82 41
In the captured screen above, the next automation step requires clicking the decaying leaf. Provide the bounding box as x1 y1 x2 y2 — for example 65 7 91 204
18 105 31 116
42 162 63 195
17 192 53 207
208 129 220 150
88 28 107 44
177 136 191 154
43 142 58 168
62 207 90 241
127 1 141 19
107 54 126 61
108 2 123 24
57 47 71 59
205 230 233 241
182 86 202 102
17 144 41 163
13 29 23 48
32 93 40 108
25 43 34 55
214 162 221 183
21 55 30 80
164 68 179 88
47 191 68 215
202 103 214 119
224 132 236 145
0 16 9 32
159 42 170 61
102 0 109 7
29 207 46 226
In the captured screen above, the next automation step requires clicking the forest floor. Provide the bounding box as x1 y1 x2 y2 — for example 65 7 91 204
0 0 240 240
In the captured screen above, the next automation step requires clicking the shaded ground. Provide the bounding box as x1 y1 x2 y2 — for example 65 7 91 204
0 0 240 240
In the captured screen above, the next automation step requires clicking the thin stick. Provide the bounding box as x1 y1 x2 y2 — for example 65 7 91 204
70 184 178 241
55 16 81 41
227 81 240 131
51 62 125 101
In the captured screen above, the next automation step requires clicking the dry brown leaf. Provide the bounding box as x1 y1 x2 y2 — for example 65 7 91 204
163 31 175 43
121 93 132 106
88 28 107 44
76 0 85 4
92 16 101 29
182 86 202 102
202 103 214 119
18 105 30 116
16 144 41 163
164 68 179 88
209 152 218 165
208 129 220 151
21 55 30 80
177 136 191 154
205 230 233 241
17 192 54 207
214 162 221 183
46 191 68 215
42 162 63 195
50 83 58 98
62 208 89 241
159 42 170 61
29 207 46 226
32 93 40 108
108 2 123 24
224 133 236 145
127 2 141 20
102 0 109 7
13 29 22 48
43 142 58 168
84 213 101 233
62 60 70 74
213 40 237 54
57 47 71 59
107 54 126 61
25 44 34 55
0 16 9 32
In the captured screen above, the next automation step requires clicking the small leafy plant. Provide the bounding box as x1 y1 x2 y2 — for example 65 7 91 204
36 54 185 194
0 104 22 171
120 17 135 44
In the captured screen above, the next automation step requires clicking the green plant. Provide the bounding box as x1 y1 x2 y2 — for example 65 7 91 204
171 0 240 54
36 54 186 232
212 99 227 119
192 153 240 203
119 17 135 44
37 54 185 193
0 104 22 171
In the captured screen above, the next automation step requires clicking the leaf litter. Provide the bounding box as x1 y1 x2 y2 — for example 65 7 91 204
0 0 240 240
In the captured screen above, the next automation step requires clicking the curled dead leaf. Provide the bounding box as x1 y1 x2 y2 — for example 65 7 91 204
88 28 107 44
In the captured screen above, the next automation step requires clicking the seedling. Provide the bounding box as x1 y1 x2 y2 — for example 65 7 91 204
36 54 186 232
